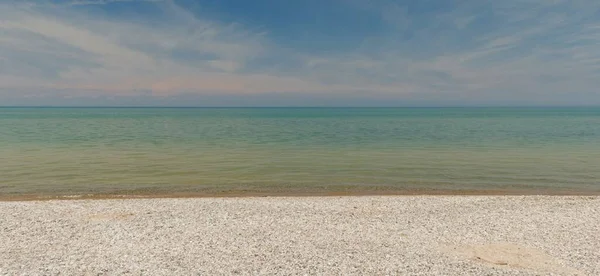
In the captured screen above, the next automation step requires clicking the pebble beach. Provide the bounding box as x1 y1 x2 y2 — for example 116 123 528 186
1 196 599 275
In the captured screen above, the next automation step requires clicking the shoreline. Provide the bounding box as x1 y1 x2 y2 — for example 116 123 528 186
2 188 599 201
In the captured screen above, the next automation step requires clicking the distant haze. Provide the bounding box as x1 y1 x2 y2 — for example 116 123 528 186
1 0 600 106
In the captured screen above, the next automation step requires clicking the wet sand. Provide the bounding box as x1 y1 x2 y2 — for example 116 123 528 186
2 186 598 202
1 196 598 275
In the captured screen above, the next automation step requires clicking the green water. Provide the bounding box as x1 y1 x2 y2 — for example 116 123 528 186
1 107 599 196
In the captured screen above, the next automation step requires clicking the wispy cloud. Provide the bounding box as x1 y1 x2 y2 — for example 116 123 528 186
0 1 270 93
68 0 164 5
1 0 599 105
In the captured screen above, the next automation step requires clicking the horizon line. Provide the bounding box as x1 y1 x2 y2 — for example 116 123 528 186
1 106 600 109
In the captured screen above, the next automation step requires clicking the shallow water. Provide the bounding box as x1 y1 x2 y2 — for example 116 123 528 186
1 107 599 196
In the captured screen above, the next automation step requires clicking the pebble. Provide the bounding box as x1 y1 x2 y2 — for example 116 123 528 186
0 196 598 275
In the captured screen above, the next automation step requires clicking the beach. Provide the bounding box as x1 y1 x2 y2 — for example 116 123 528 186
1 196 598 275
2 0 599 274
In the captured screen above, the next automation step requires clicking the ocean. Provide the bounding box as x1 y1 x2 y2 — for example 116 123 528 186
1 107 599 197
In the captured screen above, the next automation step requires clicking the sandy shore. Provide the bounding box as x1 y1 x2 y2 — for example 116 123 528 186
1 196 598 275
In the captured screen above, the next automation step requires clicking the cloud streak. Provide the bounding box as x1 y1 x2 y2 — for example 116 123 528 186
1 0 600 106
68 0 164 5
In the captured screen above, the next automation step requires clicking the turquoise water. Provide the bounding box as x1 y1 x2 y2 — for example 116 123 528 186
1 107 599 196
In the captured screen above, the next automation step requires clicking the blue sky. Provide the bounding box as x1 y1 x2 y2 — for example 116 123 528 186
0 0 599 106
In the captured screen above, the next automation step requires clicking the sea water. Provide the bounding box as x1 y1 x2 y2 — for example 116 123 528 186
1 107 599 196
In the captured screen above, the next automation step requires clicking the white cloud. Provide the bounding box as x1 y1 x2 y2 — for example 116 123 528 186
67 0 166 6
299 0 600 103
0 1 277 94
1 0 600 105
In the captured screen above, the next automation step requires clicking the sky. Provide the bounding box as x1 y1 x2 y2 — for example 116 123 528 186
0 0 599 106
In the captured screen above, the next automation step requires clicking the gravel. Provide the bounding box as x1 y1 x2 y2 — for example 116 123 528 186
1 196 598 275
